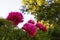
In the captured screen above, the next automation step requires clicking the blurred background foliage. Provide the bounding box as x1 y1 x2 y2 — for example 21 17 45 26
21 0 60 40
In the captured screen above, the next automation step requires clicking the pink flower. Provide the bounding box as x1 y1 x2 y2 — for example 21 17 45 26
36 23 46 32
6 12 24 26
28 20 35 24
22 23 36 37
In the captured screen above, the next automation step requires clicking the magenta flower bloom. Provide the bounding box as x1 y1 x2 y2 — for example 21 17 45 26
28 20 35 24
22 23 36 37
36 23 46 32
6 12 24 26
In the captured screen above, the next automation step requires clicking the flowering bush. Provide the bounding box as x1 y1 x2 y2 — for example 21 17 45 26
0 17 48 40
22 20 47 37
0 0 60 40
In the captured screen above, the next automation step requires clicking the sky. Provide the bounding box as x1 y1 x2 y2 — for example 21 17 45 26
0 0 35 28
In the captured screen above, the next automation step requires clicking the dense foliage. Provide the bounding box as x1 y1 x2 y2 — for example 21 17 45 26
21 0 60 40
